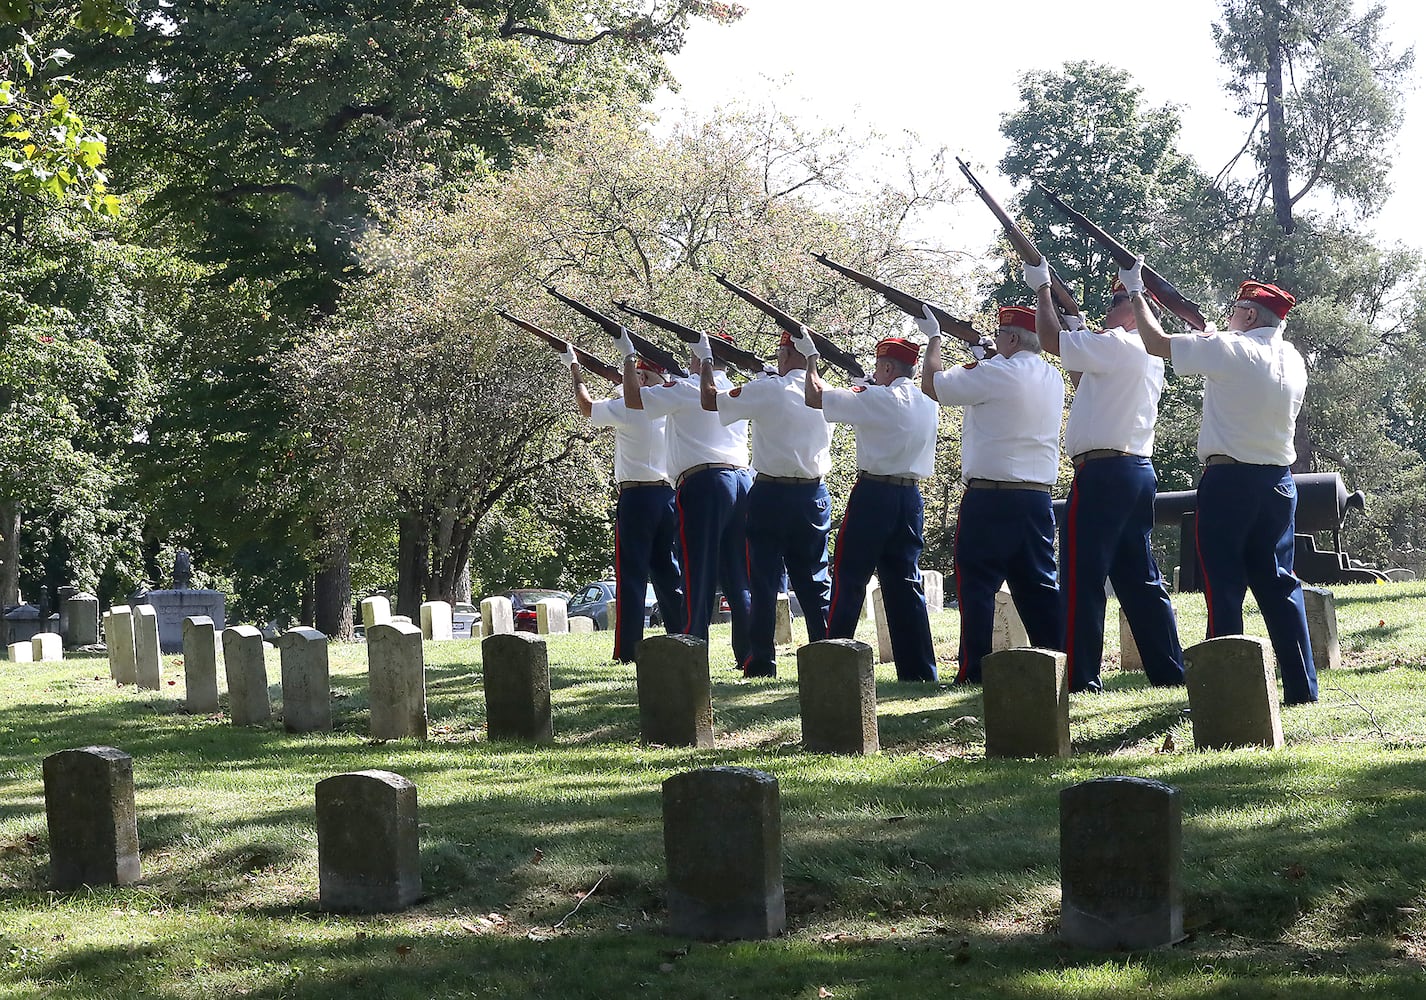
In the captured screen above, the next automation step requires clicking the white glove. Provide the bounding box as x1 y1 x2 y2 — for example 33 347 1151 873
559 341 578 367
791 325 820 359
850 375 871 387
1063 313 1086 332
915 304 941 341
691 333 713 363
611 325 636 359
1022 258 1051 293
970 343 987 361
1118 257 1145 296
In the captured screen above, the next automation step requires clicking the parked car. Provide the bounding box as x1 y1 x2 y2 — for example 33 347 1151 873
451 602 480 638
504 589 572 632
567 580 664 630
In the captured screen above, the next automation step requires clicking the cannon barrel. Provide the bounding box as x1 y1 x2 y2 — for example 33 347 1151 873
1054 472 1362 532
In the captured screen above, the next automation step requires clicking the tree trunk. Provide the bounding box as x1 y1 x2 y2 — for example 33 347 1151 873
396 513 428 617
1264 1 1295 237
455 559 472 604
1291 402 1313 474
0 501 19 606
314 527 353 640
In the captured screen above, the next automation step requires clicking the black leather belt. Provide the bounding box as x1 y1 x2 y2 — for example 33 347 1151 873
858 472 918 487
1072 449 1137 468
676 462 743 487
1204 454 1280 469
965 479 1052 493
618 480 668 492
756 474 822 485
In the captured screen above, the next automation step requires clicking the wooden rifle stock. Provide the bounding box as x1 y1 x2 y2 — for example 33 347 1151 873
613 300 774 377
496 309 622 383
810 251 990 351
544 285 689 378
955 158 1082 322
1036 184 1208 331
712 273 867 380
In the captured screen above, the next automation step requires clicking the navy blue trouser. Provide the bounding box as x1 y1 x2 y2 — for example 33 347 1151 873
612 483 685 662
676 467 753 665
954 487 1063 683
826 479 936 681
742 479 832 676
1195 463 1318 704
1061 456 1184 692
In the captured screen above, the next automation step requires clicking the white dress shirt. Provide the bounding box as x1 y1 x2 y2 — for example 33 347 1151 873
821 376 938 479
1060 326 1164 459
716 370 833 478
933 351 1064 485
640 372 749 479
590 390 670 484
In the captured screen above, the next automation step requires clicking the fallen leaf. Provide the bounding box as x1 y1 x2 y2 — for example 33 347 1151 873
1282 863 1307 881
531 847 544 864
819 988 835 998
167 680 176 686
395 944 412 956
1380 619 1387 627
1160 732 1176 753
459 923 481 934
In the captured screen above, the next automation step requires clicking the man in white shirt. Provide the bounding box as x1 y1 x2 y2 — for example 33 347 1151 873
1123 263 1316 705
701 329 835 677
800 333 940 681
567 348 685 661
921 304 1065 684
1023 261 1185 694
621 328 753 665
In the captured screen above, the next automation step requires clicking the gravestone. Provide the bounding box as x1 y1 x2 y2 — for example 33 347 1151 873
983 648 1070 758
31 632 62 662
7 641 33 663
636 635 713 748
861 576 879 620
663 767 784 940
797 639 877 754
1119 608 1142 672
481 633 552 743
2 602 43 645
568 615 596 634
1060 776 1183 950
367 622 428 741
992 583 1029 651
61 592 100 648
133 589 226 654
360 596 391 630
1301 586 1341 672
480 596 514 637
1183 636 1283 750
222 625 271 726
42 746 141 889
867 587 893 664
107 605 137 685
923 570 944 612
419 600 453 641
774 593 792 646
535 598 568 635
133 605 163 690
181 616 220 713
316 770 420 912
390 615 412 626
277 627 332 733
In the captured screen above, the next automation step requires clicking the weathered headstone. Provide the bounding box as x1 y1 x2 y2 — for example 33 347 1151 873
107 605 137 685
367 622 428 741
636 635 713 748
923 569 944 612
360 596 391 630
42 746 141 889
1301 586 1340 672
481 633 552 743
1119 608 1142 672
983 647 1070 758
419 600 453 641
867 586 894 664
277 627 332 733
568 615 596 634
61 592 100 648
796 639 877 754
535 598 569 635
861 576 879 620
181 616 220 713
222 625 271 726
992 583 1029 651
133 589 225 653
774 593 793 646
480 596 514 637
1060 776 1183 950
390 614 412 626
663 767 783 940
8 641 33 663
316 770 420 912
133 605 163 690
31 632 62 662
1183 635 1283 750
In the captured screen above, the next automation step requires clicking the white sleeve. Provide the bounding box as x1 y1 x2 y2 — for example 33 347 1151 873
715 378 770 426
1059 329 1131 374
1170 332 1235 378
590 397 642 429
932 363 997 405
639 379 698 418
820 386 869 426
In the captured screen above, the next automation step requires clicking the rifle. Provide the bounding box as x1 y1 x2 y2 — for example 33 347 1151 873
544 286 689 378
956 158 1082 323
712 273 867 380
810 251 991 352
1036 184 1208 331
495 309 623 384
613 300 775 377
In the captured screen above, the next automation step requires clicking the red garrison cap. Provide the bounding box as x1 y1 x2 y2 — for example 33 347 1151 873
711 330 734 343
778 329 794 347
1237 280 1296 320
876 337 920 366
635 357 664 373
998 305 1037 334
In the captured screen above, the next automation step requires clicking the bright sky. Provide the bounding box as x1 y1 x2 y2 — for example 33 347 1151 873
653 0 1426 257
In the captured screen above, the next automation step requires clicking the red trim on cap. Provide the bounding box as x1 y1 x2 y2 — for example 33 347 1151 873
635 357 664 373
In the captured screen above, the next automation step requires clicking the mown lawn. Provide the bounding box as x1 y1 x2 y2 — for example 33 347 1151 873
4 584 1426 998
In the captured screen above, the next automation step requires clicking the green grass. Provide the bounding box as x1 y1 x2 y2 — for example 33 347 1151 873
5 584 1426 998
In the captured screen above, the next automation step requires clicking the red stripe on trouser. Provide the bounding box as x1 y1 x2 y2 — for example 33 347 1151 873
1195 507 1215 635
825 484 857 627
1064 482 1082 688
954 506 967 682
